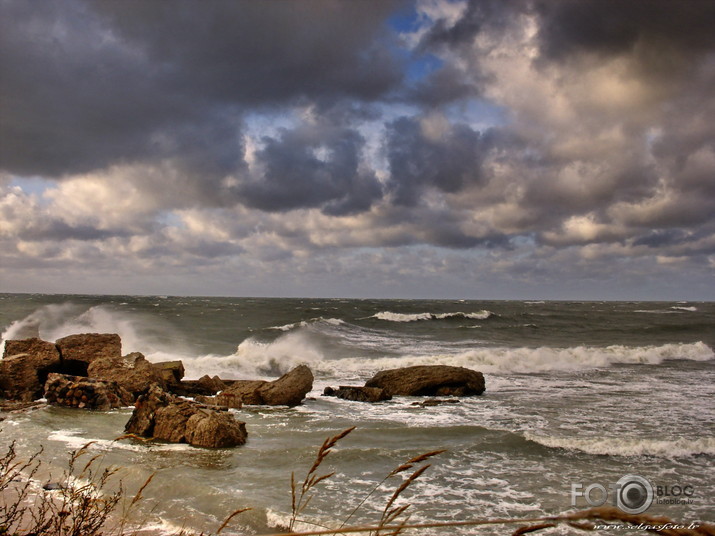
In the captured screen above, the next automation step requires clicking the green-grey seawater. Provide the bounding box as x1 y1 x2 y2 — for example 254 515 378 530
1 294 714 534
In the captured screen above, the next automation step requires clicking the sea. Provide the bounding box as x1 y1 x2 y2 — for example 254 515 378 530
0 294 713 535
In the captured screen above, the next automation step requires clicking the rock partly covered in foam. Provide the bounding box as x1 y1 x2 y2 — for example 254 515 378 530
203 365 314 407
365 365 485 397
124 385 247 448
1 338 62 401
323 385 392 403
44 373 133 410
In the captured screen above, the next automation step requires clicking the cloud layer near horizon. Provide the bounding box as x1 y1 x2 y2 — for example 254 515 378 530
2 0 714 298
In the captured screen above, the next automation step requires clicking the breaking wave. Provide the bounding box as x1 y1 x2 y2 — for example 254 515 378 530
266 317 345 332
524 433 715 458
180 337 714 382
370 311 493 322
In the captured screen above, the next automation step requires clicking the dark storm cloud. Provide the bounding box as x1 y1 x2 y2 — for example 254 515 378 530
0 0 403 179
410 64 477 107
385 116 494 206
535 0 715 65
420 0 514 51
239 125 383 215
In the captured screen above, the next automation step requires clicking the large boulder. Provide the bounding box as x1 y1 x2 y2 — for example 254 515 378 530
259 364 314 406
0 338 61 401
87 352 166 400
124 386 247 448
218 380 266 405
152 360 185 386
201 365 314 408
44 373 133 410
323 386 392 403
55 333 121 366
365 365 485 396
218 365 314 407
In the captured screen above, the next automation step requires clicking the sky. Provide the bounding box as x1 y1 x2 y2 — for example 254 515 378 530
1 0 714 300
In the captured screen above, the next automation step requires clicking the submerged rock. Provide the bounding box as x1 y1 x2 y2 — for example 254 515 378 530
411 398 461 408
365 365 485 397
323 385 392 403
44 373 133 410
124 385 247 448
0 338 62 401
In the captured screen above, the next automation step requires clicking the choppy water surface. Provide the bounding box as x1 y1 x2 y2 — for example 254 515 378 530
1 295 714 534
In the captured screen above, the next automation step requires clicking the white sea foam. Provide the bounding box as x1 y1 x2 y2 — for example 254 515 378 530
636 306 698 314
370 311 492 322
183 330 326 379
1 302 185 357
524 433 715 458
47 428 191 452
671 306 697 312
177 339 715 383
267 317 345 331
306 341 715 378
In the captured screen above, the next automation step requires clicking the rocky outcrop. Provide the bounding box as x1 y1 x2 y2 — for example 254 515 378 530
153 360 185 386
55 333 122 367
87 352 166 400
44 373 133 410
207 365 314 407
365 365 485 397
0 339 62 401
124 385 247 448
323 385 392 403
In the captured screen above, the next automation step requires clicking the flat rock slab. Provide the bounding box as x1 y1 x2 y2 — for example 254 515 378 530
56 333 122 365
365 365 485 396
323 385 392 402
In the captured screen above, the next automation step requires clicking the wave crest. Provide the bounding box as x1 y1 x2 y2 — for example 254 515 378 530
525 433 715 458
370 311 493 322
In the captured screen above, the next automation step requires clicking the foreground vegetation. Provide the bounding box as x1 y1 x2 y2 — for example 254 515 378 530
1 428 713 536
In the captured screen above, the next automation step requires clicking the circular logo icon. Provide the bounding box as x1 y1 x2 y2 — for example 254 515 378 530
615 475 653 514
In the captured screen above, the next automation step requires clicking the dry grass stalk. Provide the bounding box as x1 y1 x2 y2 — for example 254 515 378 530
216 507 252 534
341 449 445 531
289 427 356 531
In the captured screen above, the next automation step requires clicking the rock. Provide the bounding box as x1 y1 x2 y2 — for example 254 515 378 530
124 385 247 448
87 352 166 400
55 333 122 366
323 386 392 403
259 365 314 406
217 380 267 405
152 361 185 385
195 374 226 395
0 338 62 401
365 365 485 397
44 373 133 410
196 392 243 409
411 398 462 408
211 365 314 407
